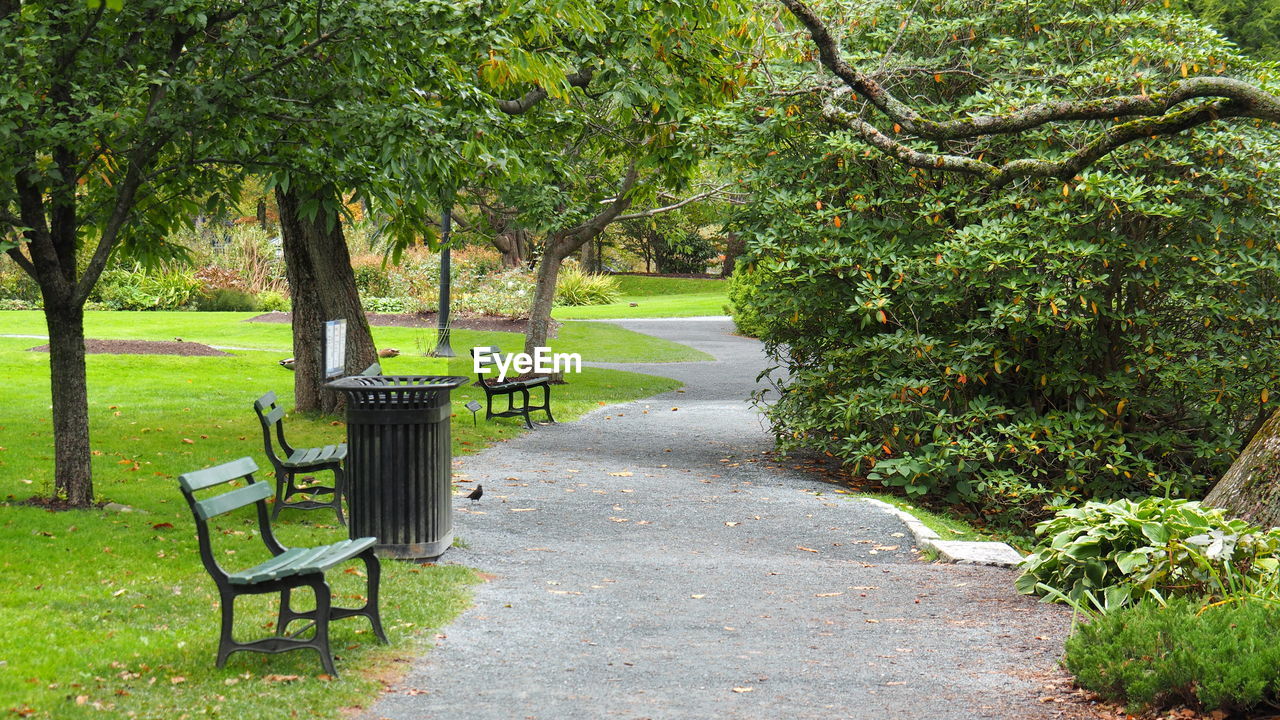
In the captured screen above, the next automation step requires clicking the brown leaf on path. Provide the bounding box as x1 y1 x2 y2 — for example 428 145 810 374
796 546 819 553
724 522 740 527
731 687 754 693
815 592 843 597
609 471 633 477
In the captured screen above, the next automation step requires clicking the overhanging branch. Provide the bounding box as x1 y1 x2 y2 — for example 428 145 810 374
497 67 595 115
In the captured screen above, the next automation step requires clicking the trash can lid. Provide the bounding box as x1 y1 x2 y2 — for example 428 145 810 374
325 375 471 393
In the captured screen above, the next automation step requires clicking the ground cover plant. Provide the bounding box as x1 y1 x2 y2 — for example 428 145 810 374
1016 498 1280 610
553 275 728 319
0 317 682 719
1064 596 1280 714
728 0 1280 525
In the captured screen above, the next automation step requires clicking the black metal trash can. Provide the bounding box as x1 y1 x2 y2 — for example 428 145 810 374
325 375 470 559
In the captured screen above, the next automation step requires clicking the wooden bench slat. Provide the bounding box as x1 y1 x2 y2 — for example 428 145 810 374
180 457 260 492
254 391 277 412
193 482 273 520
228 538 376 585
229 547 309 584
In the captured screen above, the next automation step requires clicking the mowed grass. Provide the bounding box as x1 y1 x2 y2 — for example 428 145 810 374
0 316 686 719
0 310 712 363
552 275 728 319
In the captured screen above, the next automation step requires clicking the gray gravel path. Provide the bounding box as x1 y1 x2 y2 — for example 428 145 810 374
362 319 1080 720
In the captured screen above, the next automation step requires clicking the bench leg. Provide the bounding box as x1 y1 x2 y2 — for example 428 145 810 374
518 387 533 429
215 592 237 669
540 383 554 423
270 472 289 521
331 465 347 526
310 579 337 677
362 550 388 644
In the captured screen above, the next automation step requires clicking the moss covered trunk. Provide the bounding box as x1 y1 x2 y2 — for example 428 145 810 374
1204 409 1280 529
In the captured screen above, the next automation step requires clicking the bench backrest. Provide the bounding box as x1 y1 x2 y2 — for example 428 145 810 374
360 362 382 377
253 391 294 464
178 457 285 582
471 346 504 384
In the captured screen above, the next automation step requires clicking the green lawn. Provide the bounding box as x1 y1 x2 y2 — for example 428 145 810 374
0 314 687 719
0 310 711 362
553 275 729 320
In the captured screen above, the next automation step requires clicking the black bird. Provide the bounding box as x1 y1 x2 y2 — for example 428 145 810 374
465 484 483 504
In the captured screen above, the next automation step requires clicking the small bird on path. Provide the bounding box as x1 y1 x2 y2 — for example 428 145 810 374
465 484 483 504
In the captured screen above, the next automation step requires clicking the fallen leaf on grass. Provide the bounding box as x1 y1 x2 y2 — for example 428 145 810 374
263 674 300 683
169 676 186 684
181 438 194 444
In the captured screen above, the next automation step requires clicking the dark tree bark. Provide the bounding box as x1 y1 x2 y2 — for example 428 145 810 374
721 233 744 278
480 203 531 268
276 184 377 414
1204 409 1280 529
43 293 92 505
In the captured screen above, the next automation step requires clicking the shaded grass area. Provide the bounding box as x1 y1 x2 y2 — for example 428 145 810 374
0 321 682 718
553 276 728 320
0 310 712 363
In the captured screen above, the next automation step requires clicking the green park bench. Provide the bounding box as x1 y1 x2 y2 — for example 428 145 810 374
177 457 387 676
470 345 555 429
254 391 347 524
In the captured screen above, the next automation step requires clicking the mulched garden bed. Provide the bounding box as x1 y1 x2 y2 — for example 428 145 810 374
27 339 230 357
246 310 555 335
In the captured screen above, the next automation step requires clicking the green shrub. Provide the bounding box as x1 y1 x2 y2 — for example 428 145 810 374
726 266 768 338
725 0 1280 522
1065 597 1280 714
0 298 36 310
0 259 40 303
95 263 202 310
1017 498 1280 610
554 264 619 306
454 268 534 318
256 290 290 312
195 288 260 312
363 296 419 314
352 259 395 297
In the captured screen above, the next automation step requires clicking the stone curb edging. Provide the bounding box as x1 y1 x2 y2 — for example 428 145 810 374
857 498 1024 567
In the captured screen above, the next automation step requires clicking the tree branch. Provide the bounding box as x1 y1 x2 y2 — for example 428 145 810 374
614 182 734 221
779 0 1280 141
497 67 594 115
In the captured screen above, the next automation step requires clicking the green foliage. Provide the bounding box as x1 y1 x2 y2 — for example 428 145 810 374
1065 596 1280 713
554 264 620 306
363 296 421 314
351 259 396 297
1017 498 1280 610
1177 0 1280 60
256 290 291 312
0 258 39 303
728 0 1280 522
453 268 535 318
94 264 202 311
726 267 768 338
194 288 261 312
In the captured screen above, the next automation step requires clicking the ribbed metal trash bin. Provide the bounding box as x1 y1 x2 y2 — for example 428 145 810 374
325 375 470 559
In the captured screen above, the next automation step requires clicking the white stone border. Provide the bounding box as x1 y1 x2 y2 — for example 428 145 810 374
858 498 1024 567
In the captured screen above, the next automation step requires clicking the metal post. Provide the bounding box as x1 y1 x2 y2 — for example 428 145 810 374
434 205 455 358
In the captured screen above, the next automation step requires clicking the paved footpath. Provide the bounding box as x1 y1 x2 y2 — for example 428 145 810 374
363 319 1081 720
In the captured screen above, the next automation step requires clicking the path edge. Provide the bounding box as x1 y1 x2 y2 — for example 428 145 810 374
857 498 1024 567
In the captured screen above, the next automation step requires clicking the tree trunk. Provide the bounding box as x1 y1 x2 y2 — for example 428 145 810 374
43 296 92 505
721 232 744 278
276 184 377 414
1204 408 1280 529
524 246 565 356
580 238 600 273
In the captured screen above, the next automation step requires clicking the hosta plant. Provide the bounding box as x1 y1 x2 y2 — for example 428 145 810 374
1016 497 1280 610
